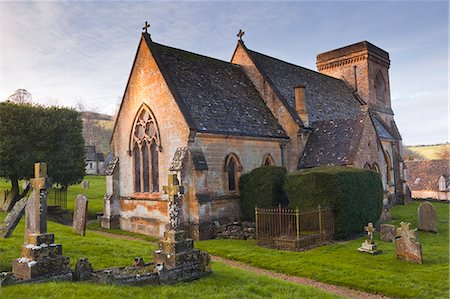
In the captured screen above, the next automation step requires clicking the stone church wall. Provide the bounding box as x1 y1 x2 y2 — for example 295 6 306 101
110 38 191 237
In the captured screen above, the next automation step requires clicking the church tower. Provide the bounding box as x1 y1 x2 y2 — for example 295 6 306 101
316 41 392 114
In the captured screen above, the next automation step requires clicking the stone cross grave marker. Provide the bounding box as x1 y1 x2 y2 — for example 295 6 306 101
163 174 184 230
418 201 437 233
395 222 423 264
73 195 88 236
0 196 28 238
12 162 71 280
358 222 382 255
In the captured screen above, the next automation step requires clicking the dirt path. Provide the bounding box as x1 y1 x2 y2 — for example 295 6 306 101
87 230 392 299
212 256 392 299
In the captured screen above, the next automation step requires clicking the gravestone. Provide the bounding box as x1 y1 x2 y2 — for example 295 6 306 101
358 223 382 255
418 202 437 233
11 162 71 280
380 224 396 242
73 195 88 236
395 222 423 264
73 258 93 281
82 180 90 189
0 196 28 238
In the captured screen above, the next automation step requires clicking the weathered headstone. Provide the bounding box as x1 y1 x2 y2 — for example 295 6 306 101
73 195 88 236
0 196 28 238
358 223 382 254
380 224 396 242
418 202 437 233
12 162 71 280
379 207 391 223
395 222 423 264
82 180 90 189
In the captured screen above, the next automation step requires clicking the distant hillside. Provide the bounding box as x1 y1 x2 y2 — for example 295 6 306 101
80 111 114 155
404 143 450 161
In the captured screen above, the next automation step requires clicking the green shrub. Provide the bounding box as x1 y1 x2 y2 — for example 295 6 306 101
239 166 287 221
284 166 383 239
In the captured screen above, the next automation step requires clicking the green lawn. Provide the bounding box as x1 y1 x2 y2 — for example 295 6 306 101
196 201 449 298
0 214 341 299
66 175 106 218
0 175 106 219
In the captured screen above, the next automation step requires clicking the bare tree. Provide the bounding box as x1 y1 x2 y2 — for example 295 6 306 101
6 89 32 104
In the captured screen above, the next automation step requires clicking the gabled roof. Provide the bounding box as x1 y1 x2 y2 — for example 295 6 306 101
243 47 363 124
405 160 450 191
84 146 97 161
298 111 366 169
143 34 288 140
370 112 401 140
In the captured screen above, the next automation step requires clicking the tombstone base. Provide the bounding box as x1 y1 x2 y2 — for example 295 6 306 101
358 240 382 255
12 233 70 280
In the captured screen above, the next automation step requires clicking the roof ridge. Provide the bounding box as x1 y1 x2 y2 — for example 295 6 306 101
246 48 352 85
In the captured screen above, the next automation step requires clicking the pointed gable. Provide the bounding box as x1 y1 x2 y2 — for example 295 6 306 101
143 35 287 140
244 48 362 124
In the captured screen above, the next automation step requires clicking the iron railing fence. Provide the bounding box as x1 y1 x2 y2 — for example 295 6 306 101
255 205 334 251
47 188 67 209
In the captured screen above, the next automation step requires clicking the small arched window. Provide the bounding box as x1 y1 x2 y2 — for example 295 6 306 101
364 162 372 170
262 154 275 166
438 176 447 191
375 72 386 103
131 106 160 193
372 162 380 174
224 153 242 192
385 151 393 185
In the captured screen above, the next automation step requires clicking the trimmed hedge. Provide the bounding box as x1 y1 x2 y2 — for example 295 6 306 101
239 166 287 221
284 166 383 240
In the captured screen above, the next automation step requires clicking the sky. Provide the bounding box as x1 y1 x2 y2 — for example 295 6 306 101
0 1 448 146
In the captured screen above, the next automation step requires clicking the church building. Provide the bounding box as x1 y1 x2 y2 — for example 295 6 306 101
101 28 407 239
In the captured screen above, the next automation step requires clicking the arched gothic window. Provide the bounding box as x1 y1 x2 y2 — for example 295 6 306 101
262 154 275 166
131 106 160 193
364 162 372 170
375 72 386 103
224 153 242 192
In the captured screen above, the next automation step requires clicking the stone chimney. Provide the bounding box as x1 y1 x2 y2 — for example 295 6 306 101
294 85 309 127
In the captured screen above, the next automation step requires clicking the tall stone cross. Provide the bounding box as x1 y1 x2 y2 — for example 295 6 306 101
364 223 376 243
237 29 245 41
29 162 52 234
163 174 184 230
142 21 150 34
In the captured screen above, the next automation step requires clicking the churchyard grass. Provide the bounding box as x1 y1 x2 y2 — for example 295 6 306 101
66 175 106 218
196 201 449 298
0 213 342 299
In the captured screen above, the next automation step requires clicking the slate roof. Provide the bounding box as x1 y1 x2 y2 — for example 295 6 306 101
298 112 366 169
370 112 401 140
96 153 105 162
169 147 209 171
405 160 449 191
84 146 97 161
144 35 288 139
244 47 362 124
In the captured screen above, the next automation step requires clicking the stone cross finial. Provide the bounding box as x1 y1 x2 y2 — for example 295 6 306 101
142 21 150 34
364 223 376 242
237 29 245 41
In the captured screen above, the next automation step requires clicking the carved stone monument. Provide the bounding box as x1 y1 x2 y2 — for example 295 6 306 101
380 224 396 242
358 223 382 255
73 195 88 236
418 201 437 233
395 222 423 264
11 163 71 280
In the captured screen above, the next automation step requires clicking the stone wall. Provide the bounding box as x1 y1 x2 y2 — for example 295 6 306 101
411 190 450 201
214 221 256 240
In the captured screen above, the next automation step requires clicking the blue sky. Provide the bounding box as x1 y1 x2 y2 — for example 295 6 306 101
1 1 448 145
